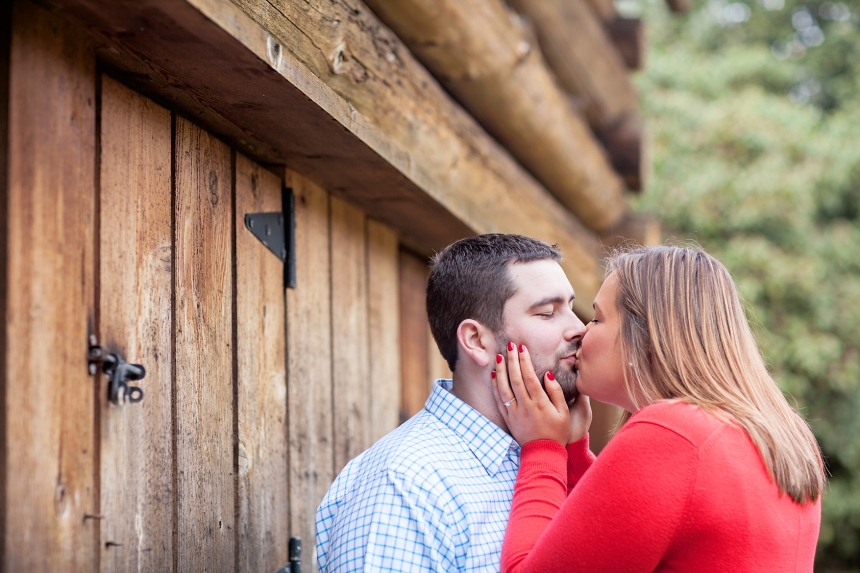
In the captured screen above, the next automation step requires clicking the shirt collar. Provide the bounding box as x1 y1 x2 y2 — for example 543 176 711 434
424 379 520 476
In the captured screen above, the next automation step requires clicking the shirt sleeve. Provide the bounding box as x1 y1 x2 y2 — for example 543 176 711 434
501 421 698 573
317 467 460 573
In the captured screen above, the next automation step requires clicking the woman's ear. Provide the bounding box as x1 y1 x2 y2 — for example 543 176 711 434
456 319 495 368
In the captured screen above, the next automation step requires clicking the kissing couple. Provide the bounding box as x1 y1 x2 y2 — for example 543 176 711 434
317 234 824 573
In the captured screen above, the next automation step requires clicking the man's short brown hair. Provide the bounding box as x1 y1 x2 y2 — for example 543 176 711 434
426 234 562 371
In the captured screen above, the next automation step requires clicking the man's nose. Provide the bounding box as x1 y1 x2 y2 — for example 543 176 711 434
565 314 587 344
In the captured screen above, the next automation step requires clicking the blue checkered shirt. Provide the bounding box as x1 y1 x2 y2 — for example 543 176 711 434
316 379 521 572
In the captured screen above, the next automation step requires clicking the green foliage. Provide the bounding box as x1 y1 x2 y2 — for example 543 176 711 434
632 0 860 567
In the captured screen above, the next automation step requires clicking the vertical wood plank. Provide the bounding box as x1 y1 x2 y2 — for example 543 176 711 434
98 76 173 572
0 2 11 563
399 250 431 421
330 197 370 474
284 170 332 572
174 115 234 573
235 155 288 572
366 220 401 443
4 2 97 570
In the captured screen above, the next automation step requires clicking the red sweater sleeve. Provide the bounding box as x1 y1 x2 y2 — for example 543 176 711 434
502 421 698 573
566 435 596 494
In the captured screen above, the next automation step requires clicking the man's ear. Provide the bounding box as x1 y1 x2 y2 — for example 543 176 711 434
456 319 496 368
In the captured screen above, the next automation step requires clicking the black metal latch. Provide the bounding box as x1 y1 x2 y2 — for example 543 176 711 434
244 187 296 289
88 335 146 405
272 537 302 573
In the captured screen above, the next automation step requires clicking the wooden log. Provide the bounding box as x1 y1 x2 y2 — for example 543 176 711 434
330 197 371 473
362 0 627 229
599 212 662 251
597 114 647 192
47 0 609 311
173 116 235 572
367 220 402 443
606 17 646 70
284 169 333 564
584 0 618 22
399 250 432 421
98 75 174 573
235 155 288 572
4 2 98 569
580 0 647 70
667 0 694 14
507 0 645 190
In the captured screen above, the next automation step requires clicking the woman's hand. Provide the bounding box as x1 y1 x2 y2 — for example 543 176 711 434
491 342 585 446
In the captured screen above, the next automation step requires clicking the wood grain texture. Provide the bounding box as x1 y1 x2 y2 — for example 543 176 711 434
284 169 332 570
399 250 432 421
366 220 401 444
173 115 234 572
583 0 618 22
98 75 173 573
330 197 371 474
361 0 628 231
235 155 289 572
47 0 606 314
507 0 644 190
3 2 97 569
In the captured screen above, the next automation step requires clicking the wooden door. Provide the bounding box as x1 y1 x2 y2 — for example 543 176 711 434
3 4 403 570
96 78 290 572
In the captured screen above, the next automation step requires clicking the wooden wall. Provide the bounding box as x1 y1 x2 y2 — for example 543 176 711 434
399 250 452 421
1 4 401 571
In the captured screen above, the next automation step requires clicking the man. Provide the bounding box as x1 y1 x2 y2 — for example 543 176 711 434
316 234 586 572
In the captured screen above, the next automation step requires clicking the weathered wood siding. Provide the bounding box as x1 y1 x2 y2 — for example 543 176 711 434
2 5 403 570
4 3 98 569
399 250 452 420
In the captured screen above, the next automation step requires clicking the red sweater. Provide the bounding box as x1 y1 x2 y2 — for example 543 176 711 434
502 401 821 573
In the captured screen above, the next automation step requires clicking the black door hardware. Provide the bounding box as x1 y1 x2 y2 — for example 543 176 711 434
244 186 296 289
88 335 146 405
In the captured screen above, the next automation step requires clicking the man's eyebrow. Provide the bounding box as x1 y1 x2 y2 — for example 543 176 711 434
528 294 576 311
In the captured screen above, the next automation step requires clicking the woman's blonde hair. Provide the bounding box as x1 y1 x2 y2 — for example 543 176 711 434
607 245 825 504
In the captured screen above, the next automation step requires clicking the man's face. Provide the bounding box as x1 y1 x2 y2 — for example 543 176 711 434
497 260 586 403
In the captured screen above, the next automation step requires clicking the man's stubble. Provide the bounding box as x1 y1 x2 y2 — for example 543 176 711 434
496 333 579 404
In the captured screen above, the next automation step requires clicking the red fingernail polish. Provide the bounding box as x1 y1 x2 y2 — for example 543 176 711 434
491 371 496 379
508 341 515 352
519 344 525 353
496 354 503 364
547 370 555 381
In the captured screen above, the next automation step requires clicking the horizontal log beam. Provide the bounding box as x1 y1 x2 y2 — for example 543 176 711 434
508 0 645 191
582 0 647 70
49 0 606 315
363 0 628 231
606 17 646 70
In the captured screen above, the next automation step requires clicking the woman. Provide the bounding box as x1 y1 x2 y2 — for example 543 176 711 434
491 246 824 572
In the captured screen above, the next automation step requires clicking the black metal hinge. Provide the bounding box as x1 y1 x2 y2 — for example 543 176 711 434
244 187 296 289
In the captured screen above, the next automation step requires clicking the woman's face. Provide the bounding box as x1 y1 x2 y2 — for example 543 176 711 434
575 272 638 412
